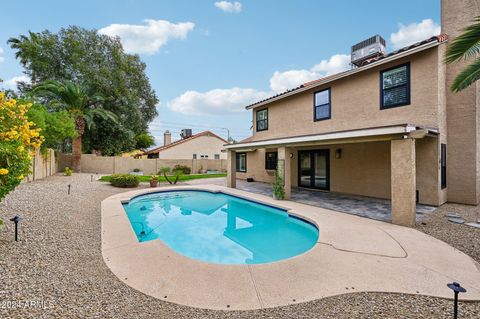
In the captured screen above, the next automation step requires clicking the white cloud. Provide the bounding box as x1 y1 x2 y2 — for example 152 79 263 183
168 87 270 115
269 69 319 94
2 75 30 90
98 19 194 54
214 1 242 13
269 54 351 93
0 46 4 63
390 19 440 50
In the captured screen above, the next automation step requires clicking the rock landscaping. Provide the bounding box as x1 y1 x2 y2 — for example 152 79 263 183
0 174 479 318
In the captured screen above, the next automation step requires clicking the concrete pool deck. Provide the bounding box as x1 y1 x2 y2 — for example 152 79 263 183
101 184 480 310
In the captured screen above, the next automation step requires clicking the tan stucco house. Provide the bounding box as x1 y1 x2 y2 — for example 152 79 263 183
144 130 228 160
225 0 480 226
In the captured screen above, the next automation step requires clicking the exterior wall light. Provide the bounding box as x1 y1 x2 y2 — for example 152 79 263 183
335 149 342 159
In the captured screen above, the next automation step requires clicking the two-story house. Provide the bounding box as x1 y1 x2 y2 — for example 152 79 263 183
225 0 480 226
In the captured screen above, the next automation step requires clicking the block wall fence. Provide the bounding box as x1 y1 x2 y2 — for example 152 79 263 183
58 153 227 175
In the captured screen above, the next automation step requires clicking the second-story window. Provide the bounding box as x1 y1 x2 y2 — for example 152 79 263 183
380 63 410 109
256 108 268 131
314 88 331 121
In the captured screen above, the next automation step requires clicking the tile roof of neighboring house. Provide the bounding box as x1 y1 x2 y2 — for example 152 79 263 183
143 130 228 155
245 34 448 110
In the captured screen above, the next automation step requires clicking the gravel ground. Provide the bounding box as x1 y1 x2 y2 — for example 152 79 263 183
0 174 479 318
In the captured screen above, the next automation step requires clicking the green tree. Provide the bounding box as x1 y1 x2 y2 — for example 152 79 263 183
446 17 480 92
135 132 155 150
33 80 117 170
8 26 158 154
27 103 77 151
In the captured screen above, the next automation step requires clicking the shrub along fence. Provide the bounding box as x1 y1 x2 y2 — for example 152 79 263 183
58 153 227 175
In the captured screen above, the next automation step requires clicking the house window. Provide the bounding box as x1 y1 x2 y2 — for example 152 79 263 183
265 152 277 170
380 63 410 109
441 144 447 189
214 154 220 160
256 109 268 131
314 88 331 121
236 153 247 172
193 154 197 159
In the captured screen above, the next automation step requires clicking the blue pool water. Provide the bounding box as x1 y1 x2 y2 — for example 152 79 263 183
122 190 319 265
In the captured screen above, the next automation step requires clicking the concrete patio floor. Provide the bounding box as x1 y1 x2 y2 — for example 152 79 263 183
186 178 436 222
102 184 480 310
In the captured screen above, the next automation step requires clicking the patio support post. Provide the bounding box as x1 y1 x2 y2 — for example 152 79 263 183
391 138 416 226
227 149 236 188
278 146 292 199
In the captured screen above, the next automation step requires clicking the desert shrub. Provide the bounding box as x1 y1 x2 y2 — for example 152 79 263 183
110 174 140 188
64 167 73 176
173 164 191 175
272 170 285 200
158 167 182 184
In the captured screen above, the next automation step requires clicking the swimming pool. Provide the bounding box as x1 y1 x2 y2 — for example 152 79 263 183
122 190 319 265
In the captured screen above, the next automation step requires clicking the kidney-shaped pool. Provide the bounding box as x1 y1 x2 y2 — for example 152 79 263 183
122 190 319 264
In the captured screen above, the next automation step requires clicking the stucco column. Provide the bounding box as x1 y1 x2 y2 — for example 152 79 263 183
391 138 416 226
227 149 236 188
278 147 292 200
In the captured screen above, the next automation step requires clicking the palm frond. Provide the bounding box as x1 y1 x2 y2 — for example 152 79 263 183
89 108 118 124
451 58 480 92
446 16 480 63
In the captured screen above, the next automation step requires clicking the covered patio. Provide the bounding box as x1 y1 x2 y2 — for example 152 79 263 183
225 124 443 226
234 179 436 222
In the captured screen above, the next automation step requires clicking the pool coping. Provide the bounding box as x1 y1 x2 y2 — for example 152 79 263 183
102 184 480 310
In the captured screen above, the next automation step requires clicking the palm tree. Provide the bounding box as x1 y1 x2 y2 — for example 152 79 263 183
8 31 41 84
445 17 480 92
33 80 118 171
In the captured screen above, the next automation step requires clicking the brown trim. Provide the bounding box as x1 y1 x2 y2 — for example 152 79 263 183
226 123 417 147
245 35 447 110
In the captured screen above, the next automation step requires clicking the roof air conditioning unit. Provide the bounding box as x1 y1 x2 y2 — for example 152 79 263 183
351 35 386 67
180 129 192 139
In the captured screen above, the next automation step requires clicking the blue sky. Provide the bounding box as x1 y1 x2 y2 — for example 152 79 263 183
0 0 440 146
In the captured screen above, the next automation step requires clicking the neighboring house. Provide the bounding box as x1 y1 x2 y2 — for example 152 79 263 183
225 0 479 226
120 150 144 158
143 130 228 160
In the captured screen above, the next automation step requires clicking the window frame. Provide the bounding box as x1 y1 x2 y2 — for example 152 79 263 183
265 151 278 170
193 154 197 159
380 62 411 110
256 108 268 132
214 154 220 160
313 88 331 122
236 152 247 173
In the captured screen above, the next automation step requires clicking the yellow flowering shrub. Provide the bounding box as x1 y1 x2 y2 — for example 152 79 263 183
0 91 44 201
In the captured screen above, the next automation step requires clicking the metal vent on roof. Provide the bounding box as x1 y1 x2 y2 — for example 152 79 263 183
180 129 192 139
351 35 386 67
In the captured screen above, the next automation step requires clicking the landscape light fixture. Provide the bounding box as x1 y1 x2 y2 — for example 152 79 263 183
68 184 71 195
91 175 94 182
447 282 466 319
10 215 23 242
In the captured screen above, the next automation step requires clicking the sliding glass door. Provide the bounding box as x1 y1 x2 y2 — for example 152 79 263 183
298 150 329 190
